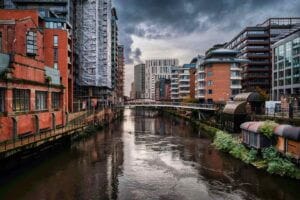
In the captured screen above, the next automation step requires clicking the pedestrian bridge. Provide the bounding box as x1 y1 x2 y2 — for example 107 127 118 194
124 101 216 111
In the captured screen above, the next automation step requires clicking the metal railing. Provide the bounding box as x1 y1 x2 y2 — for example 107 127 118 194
125 101 216 110
265 107 300 119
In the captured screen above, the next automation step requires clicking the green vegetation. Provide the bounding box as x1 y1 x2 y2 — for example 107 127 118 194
213 130 300 179
262 147 300 178
213 131 257 164
258 121 278 138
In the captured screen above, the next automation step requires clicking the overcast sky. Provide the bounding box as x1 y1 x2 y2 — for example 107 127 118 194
113 0 300 96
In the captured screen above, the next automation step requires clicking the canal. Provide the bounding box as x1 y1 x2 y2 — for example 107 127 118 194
0 109 299 200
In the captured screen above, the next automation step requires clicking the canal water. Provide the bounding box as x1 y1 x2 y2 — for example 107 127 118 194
0 109 299 200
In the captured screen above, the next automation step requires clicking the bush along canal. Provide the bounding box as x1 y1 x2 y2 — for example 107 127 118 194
165 109 300 180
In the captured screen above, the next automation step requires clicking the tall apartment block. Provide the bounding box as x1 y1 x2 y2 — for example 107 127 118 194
117 45 125 103
272 30 300 100
111 7 118 103
226 18 300 93
145 59 179 99
134 64 146 99
0 10 71 141
74 0 112 105
195 49 247 103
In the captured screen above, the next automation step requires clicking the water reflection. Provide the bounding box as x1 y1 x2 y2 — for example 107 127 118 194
0 109 299 200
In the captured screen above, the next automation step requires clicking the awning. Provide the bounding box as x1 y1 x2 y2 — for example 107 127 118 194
274 125 293 137
233 92 263 102
240 121 264 133
223 101 247 115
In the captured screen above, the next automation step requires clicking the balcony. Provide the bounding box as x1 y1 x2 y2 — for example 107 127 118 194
230 85 242 89
230 76 242 80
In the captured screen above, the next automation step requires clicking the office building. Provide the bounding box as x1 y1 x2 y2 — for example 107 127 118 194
116 45 125 103
226 18 300 93
134 64 146 99
155 79 171 101
145 59 179 99
272 30 300 100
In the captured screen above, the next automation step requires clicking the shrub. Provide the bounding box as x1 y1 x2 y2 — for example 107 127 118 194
258 120 278 138
262 147 298 177
213 131 237 152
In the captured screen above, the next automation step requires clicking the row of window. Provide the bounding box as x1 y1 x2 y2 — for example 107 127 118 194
0 89 61 112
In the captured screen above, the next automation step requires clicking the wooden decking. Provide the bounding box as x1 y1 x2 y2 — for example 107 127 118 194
0 123 87 155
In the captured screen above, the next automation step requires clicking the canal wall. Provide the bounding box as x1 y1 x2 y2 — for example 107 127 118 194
0 108 124 170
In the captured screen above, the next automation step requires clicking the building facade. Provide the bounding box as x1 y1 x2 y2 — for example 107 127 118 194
272 30 300 100
0 10 70 141
178 63 196 101
145 59 179 100
111 7 118 103
195 49 247 103
170 67 180 102
74 0 112 96
226 18 300 93
116 45 124 103
134 64 146 99
155 79 171 101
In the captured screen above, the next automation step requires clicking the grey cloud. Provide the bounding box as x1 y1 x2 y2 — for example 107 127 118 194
114 0 300 64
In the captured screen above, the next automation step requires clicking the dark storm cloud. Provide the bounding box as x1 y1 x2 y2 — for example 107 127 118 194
114 0 300 64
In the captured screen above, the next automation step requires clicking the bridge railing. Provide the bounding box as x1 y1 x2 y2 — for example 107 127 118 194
124 101 216 109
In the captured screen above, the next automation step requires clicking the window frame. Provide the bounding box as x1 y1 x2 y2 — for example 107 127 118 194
0 88 5 112
35 91 48 111
51 92 61 110
26 31 37 56
13 89 30 112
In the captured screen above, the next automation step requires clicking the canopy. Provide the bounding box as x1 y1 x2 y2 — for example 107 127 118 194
233 92 263 102
223 101 247 115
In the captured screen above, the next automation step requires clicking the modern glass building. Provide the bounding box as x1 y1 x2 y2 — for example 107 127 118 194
272 30 300 100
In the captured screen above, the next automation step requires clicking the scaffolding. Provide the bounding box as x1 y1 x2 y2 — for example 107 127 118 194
75 0 112 88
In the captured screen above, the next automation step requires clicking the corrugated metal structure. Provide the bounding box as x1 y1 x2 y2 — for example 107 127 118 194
75 0 112 88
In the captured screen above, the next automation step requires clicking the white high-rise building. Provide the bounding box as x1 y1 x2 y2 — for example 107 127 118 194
145 59 179 99
76 0 112 88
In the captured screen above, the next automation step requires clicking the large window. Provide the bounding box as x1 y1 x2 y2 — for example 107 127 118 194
0 88 5 112
13 89 30 112
26 31 37 55
36 91 47 111
52 92 61 110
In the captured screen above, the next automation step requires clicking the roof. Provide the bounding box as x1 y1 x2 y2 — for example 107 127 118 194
223 101 247 115
240 121 264 133
206 48 240 58
274 125 293 137
233 92 263 102
274 125 300 141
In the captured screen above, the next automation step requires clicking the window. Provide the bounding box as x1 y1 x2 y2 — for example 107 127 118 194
0 88 4 112
207 71 213 77
207 80 213 86
54 62 58 69
208 89 213 94
13 89 30 112
54 35 58 47
26 31 37 55
36 91 47 111
54 48 58 61
52 92 61 110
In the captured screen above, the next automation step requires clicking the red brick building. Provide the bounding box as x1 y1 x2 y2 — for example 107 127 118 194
196 49 248 103
0 10 71 141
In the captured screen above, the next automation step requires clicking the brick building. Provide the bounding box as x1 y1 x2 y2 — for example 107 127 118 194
196 48 248 103
0 10 71 141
